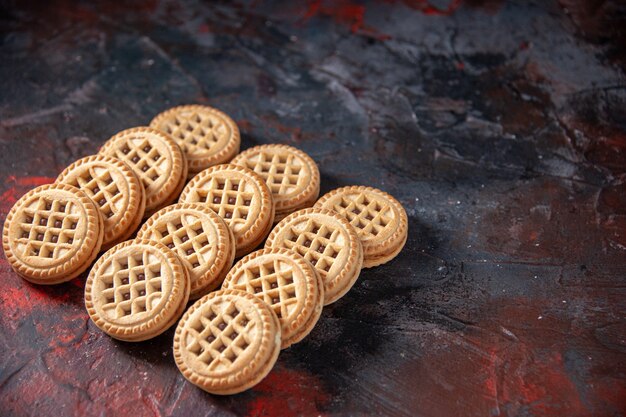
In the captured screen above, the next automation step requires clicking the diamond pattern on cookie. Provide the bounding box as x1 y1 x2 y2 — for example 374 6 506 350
222 248 324 349
194 176 255 225
173 289 281 394
179 164 274 257
115 137 166 189
281 219 343 279
136 203 235 299
100 127 187 215
241 152 305 195
184 300 255 370
18 196 81 259
57 155 146 249
238 258 298 319
85 240 190 341
3 184 103 284
332 194 393 239
265 208 363 305
161 111 229 153
231 145 320 217
150 105 240 173
314 186 408 267
98 252 164 318
155 216 213 270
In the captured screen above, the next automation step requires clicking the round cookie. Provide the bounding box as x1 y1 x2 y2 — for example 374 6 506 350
173 288 281 395
57 155 146 250
84 239 190 342
179 164 274 257
136 203 236 299
222 248 324 349
150 105 240 176
315 186 408 268
231 144 320 222
3 183 104 284
265 208 363 305
99 127 188 217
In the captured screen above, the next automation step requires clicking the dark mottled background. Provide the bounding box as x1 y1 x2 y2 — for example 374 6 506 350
0 1 625 416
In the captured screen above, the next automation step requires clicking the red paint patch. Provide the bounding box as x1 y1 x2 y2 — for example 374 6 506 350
0 175 55 213
501 351 590 416
247 366 330 416
236 119 254 132
0 279 73 323
259 115 310 142
302 0 391 40
402 0 463 16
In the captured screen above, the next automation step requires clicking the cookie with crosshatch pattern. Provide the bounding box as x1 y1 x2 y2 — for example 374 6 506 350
265 208 363 305
150 105 240 176
178 164 274 257
84 239 190 341
173 288 281 395
230 144 320 222
2 183 104 284
315 186 408 268
99 127 188 217
136 203 236 299
222 248 324 349
56 155 146 250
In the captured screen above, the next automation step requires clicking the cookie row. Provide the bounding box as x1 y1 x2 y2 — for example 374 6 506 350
2 106 322 281
170 186 408 394
1 103 409 396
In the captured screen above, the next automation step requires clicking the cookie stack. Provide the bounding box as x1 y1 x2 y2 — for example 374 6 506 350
2 104 408 396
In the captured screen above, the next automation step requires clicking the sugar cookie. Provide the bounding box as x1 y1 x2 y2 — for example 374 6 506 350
179 164 274 257
100 127 187 216
57 155 145 250
265 208 362 305
84 239 190 341
150 105 240 176
231 144 319 222
2 183 104 284
315 186 408 267
137 203 235 299
222 248 323 348
173 289 281 394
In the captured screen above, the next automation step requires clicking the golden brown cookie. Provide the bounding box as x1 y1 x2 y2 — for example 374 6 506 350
222 248 323 349
264 208 363 305
150 105 240 176
173 288 281 395
84 239 190 342
99 127 188 217
136 203 236 299
315 186 408 267
178 164 274 257
56 155 146 250
2 183 104 284
231 144 320 222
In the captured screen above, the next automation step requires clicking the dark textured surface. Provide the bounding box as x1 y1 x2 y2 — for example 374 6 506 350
1 1 625 416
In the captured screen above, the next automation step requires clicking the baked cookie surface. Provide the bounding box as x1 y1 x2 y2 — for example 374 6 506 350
315 186 408 267
179 164 274 257
84 239 190 341
150 105 240 175
3 183 104 284
265 208 363 305
173 288 281 395
100 127 187 216
137 203 235 299
57 154 145 250
231 144 319 221
222 248 324 349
